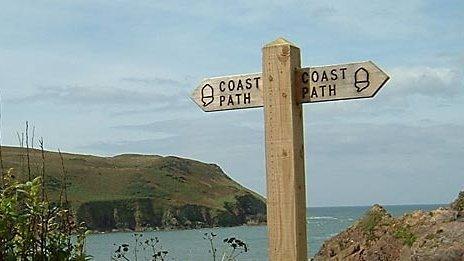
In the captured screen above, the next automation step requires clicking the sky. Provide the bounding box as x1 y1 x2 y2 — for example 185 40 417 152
0 0 463 207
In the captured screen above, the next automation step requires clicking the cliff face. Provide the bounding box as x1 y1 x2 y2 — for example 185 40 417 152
76 193 266 231
315 192 464 260
1 146 266 232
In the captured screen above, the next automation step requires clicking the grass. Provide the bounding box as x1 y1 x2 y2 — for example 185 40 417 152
0 146 263 216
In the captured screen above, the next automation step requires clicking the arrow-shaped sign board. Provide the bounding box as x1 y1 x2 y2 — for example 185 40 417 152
297 61 390 103
190 73 263 112
190 61 389 112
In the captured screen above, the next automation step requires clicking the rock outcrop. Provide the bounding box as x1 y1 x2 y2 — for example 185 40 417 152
76 192 266 231
315 192 464 260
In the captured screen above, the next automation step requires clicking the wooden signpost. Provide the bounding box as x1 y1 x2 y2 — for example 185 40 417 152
190 62 389 111
190 38 390 260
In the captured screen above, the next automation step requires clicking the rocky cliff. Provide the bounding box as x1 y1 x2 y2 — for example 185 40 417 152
315 192 464 260
76 192 266 231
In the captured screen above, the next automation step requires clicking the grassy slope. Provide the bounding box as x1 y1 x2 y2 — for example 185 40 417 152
0 146 263 211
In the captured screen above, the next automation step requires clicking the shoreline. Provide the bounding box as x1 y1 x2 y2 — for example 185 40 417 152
84 222 268 235
83 203 446 235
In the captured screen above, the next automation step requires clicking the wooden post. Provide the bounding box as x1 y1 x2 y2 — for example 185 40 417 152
262 38 307 260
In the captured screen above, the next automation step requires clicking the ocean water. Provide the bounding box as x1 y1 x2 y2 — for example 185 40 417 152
85 204 442 260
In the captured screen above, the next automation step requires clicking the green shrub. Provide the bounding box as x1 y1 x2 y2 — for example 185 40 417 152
0 168 90 260
394 226 417 246
359 210 384 238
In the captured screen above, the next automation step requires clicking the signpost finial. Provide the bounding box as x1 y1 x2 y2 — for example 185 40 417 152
264 37 297 48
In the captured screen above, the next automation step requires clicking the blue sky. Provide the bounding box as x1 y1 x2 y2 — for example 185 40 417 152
0 0 463 206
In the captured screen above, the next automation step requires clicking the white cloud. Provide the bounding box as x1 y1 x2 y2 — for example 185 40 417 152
389 66 463 97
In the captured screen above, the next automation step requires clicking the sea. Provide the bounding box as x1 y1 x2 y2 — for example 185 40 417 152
85 204 442 260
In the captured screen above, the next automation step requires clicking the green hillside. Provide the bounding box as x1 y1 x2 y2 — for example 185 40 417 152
0 146 266 231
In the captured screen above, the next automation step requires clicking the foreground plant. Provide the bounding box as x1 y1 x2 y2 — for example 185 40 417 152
112 233 169 261
0 168 90 260
110 232 249 261
204 232 248 261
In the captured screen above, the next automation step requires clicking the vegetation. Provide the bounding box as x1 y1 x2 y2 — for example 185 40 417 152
358 205 387 239
0 121 91 260
110 232 249 261
205 233 248 261
394 226 417 246
111 234 168 261
0 164 90 260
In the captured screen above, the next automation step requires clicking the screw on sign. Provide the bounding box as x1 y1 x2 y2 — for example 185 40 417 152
190 38 390 261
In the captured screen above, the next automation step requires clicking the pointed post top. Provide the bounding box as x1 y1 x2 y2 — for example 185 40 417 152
264 37 297 48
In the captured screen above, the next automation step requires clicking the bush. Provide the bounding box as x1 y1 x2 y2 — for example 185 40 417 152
0 168 90 260
394 226 417 247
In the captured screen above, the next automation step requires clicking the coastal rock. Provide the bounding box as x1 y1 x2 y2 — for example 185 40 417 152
451 191 464 219
429 207 458 223
76 192 266 232
314 191 464 261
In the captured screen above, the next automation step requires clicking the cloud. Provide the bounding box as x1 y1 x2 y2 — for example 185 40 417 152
10 85 172 106
310 122 464 157
320 0 427 39
8 74 192 110
112 111 264 150
81 110 265 166
388 66 463 97
307 122 464 205
120 76 186 87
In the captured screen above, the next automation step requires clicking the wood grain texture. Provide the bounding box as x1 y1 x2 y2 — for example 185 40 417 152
262 38 307 261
